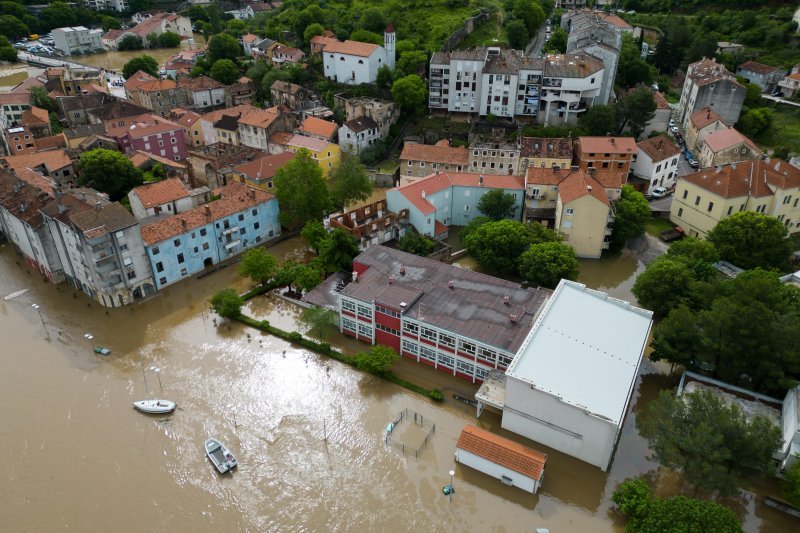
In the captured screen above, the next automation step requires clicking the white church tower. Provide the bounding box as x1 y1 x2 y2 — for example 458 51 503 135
384 24 396 71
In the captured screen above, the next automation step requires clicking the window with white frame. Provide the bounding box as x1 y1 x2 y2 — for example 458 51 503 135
341 317 356 331
420 345 436 362
439 333 455 348
403 321 419 335
565 208 574 215
478 347 496 364
341 299 356 313
402 339 418 354
457 359 474 375
476 366 489 380
439 353 454 368
458 340 476 355
420 327 437 342
357 323 372 336
357 304 372 319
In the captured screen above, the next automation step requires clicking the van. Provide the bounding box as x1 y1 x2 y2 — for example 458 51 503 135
29 34 39 41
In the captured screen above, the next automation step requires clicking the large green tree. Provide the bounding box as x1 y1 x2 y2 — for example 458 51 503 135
397 231 437 256
210 59 240 85
397 50 428 77
578 105 617 136
512 0 546 34
505 19 529 50
610 185 651 250
317 228 360 273
638 389 781 495
330 154 373 210
299 306 338 339
477 189 517 220
0 15 28 40
301 220 328 253
207 33 241 63
519 242 579 289
542 27 567 54
632 258 697 316
612 479 742 533
465 220 557 275
354 345 399 375
616 87 656 138
210 288 243 319
783 460 800 509
238 247 277 286
122 55 158 79
391 74 427 115
707 211 791 271
616 35 652 89
118 35 144 51
273 149 330 229
78 149 143 201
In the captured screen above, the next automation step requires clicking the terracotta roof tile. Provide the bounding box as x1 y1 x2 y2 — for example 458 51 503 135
394 172 525 215
179 75 224 91
108 115 182 139
520 137 573 159
558 171 609 206
636 135 681 162
343 116 378 134
400 141 469 167
578 136 637 154
322 39 380 58
653 91 670 110
527 166 620 196
310 35 339 49
34 134 67 151
300 116 337 139
2 149 72 174
237 106 280 129
242 33 260 43
738 61 782 75
456 425 547 481
138 79 177 92
680 160 780 198
703 127 759 153
22 106 50 127
70 201 137 237
140 181 274 245
130 177 189 208
129 150 186 169
124 70 158 92
690 107 727 129
233 152 295 181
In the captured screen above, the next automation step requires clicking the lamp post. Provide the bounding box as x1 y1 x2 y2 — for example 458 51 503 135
449 470 455 503
150 366 163 393
84 333 95 352
31 303 45 330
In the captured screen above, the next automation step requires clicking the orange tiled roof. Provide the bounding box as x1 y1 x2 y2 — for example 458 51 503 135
653 91 670 110
637 135 680 162
703 127 760 153
738 61 782 75
242 33 260 44
394 172 525 215
180 75 224 91
131 177 189 208
322 39 380 58
558 170 610 206
108 115 182 139
2 149 72 173
300 116 337 139
140 181 274 245
237 106 280 129
234 152 295 181
456 425 547 481
124 70 158 92
129 150 186 169
22 106 50 127
138 79 177 92
400 141 469 167
35 134 67 151
680 160 781 198
578 136 637 154
527 166 621 194
690 107 727 129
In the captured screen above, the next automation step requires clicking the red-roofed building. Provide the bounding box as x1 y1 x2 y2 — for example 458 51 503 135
778 72 800 98
299 116 337 141
736 61 786 93
685 107 728 152
400 140 469 186
697 126 761 168
232 151 295 191
455 424 547 493
136 79 190 117
178 75 226 110
321 27 396 84
575 136 637 176
678 57 745 128
631 135 681 190
128 177 192 219
109 115 189 162
386 172 525 239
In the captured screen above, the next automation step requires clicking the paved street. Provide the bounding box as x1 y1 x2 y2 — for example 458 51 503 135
526 21 550 57
649 195 673 213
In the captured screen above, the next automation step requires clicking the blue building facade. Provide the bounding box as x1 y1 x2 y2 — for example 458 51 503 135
141 182 280 289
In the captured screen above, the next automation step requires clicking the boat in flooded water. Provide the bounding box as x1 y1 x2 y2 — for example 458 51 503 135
205 438 237 474
132 399 176 414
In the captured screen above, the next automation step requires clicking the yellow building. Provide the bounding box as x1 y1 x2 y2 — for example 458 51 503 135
526 166 613 258
697 127 761 168
519 137 573 173
269 132 340 176
170 108 203 148
670 159 800 238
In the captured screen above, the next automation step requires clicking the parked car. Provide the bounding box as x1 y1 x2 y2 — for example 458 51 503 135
670 125 680 134
660 226 685 242
650 186 669 199
683 149 694 161
688 159 700 168
771 90 784 97
669 118 676 127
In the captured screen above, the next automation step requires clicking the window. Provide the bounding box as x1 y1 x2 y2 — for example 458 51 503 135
565 208 574 215
727 206 733 216
202 242 209 251
478 347 496 364
678 207 683 217
177 253 184 263
200 229 207 236
127 270 136 280
420 327 437 342
376 306 400 318
341 299 356 313
707 202 714 212
375 323 399 336
464 205 470 212
458 340 475 355
457 359 474 375
439 334 455 348
357 323 372 336
438 353 454 368
174 239 181 246
159 277 167 285
156 262 164 273
341 317 356 332
254 222 260 230
419 346 436 362
357 304 372 318
152 246 160 255
120 244 128 251
171 138 176 144
402 339 418 354
694 195 700 206
403 321 419 335
251 209 257 216
682 190 688 199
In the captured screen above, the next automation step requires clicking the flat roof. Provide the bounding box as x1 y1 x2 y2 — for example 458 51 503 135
506 280 653 425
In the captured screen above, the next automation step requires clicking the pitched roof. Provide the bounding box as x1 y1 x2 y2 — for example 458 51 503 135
124 70 158 92
129 150 186 170
520 137 573 159
393 172 525 215
0 92 31 106
703 127 759 153
688 57 741 88
636 135 681 162
680 160 780 199
300 116 337 139
322 39 380 57
241 33 260 44
199 104 259 125
2 149 72 173
578 136 637 155
274 133 329 152
22 106 50 127
310 35 339 49
35 134 67 151
108 115 182 139
400 141 469 166
238 106 281 129
690 107 727 129
140 181 274 245
738 61 783 75
653 91 670 110
270 80 306 95
0 170 53 228
138 79 177 92
130 177 189 208
558 170 610 206
343 116 378 134
63 123 107 139
90 99 150 121
70 201 137 239
456 425 547 481
233 152 295 181
214 112 240 131
103 29 125 41
527 165 620 195
172 108 201 127
179 75 224 91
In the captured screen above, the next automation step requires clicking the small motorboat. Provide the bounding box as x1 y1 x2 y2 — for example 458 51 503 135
205 438 237 474
94 346 111 356
133 399 176 414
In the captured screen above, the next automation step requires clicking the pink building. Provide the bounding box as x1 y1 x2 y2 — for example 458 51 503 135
109 115 188 162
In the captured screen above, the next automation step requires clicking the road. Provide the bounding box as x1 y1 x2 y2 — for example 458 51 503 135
526 21 550 57
761 94 800 108
17 51 100 73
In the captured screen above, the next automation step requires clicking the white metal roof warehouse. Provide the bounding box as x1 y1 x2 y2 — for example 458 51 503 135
499 280 653 471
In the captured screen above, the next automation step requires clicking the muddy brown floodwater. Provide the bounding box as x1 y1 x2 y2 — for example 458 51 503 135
0 235 795 532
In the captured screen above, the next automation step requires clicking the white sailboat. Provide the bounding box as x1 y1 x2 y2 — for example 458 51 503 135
133 354 176 414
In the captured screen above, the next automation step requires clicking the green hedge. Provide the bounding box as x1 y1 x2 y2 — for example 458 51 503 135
236 313 443 402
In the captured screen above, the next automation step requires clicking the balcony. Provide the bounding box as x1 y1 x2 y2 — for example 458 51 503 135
224 240 240 250
223 226 239 235
93 252 116 265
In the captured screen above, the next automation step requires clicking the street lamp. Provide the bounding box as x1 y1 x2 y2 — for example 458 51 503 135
150 366 164 393
84 333 95 351
449 470 455 503
31 303 45 329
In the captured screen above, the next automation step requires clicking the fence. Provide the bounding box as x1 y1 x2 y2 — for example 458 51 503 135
385 408 436 458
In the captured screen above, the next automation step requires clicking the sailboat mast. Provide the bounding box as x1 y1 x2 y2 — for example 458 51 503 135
139 352 150 397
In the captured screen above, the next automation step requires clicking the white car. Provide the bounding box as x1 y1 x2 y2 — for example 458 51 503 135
669 118 676 127
669 125 680 134
650 186 669 199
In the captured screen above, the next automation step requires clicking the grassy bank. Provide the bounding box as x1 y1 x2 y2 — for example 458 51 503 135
645 217 675 238
753 101 800 155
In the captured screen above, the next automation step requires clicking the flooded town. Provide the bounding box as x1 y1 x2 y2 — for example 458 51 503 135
2 1 800 532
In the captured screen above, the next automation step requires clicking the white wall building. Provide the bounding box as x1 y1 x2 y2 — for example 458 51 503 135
485 280 653 471
631 135 681 190
127 178 193 219
52 26 104 56
455 424 547 494
320 28 395 85
338 116 380 155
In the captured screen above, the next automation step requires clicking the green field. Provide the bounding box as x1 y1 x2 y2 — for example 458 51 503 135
753 101 800 155
645 217 675 238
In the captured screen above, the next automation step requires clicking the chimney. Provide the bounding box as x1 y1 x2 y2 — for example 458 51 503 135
421 190 426 198
587 185 593 192
610 137 615 145
204 205 211 216
503 295 510 305
388 275 396 285
399 265 405 275
509 313 518 322
181 219 188 228
587 167 596 176
94 201 102 211
19 202 27 213
352 271 359 282
448 280 454 289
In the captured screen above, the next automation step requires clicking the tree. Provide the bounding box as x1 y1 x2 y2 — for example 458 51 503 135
303 22 325 43
238 247 277 286
100 15 120 32
638 389 782 495
349 29 383 45
707 211 791 270
330 154 373 209
617 35 652 88
397 231 437 256
512 0 545 34
632 258 697 316
156 31 181 48
465 220 557 275
226 19 246 37
736 108 772 137
458 215 492 244
318 228 360 273
118 35 144 52
782 460 800 509
542 27 567 54
397 50 427 77
0 34 17 62
612 479 742 533
293 263 323 292
0 15 28 41
376 64 393 89
616 87 656 138
610 185 650 250
122 55 158 79
301 220 328 253
210 59 240 85
578 105 617 136
666 237 719 281
78 149 143 201
29 86 54 112
477 189 517 220
273 149 330 229
391 74 427 115
299 306 338 339
505 19 529 50
207 33 241 63
743 81 764 108
210 288 243 319
354 345 399 375
519 242 579 289
360 7 386 34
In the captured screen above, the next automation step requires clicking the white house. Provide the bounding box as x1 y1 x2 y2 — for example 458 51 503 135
52 26 104 56
321 27 395 85
127 178 193 219
631 134 681 191
480 280 653 472
455 424 547 494
338 116 380 155
241 33 260 57
227 5 254 19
